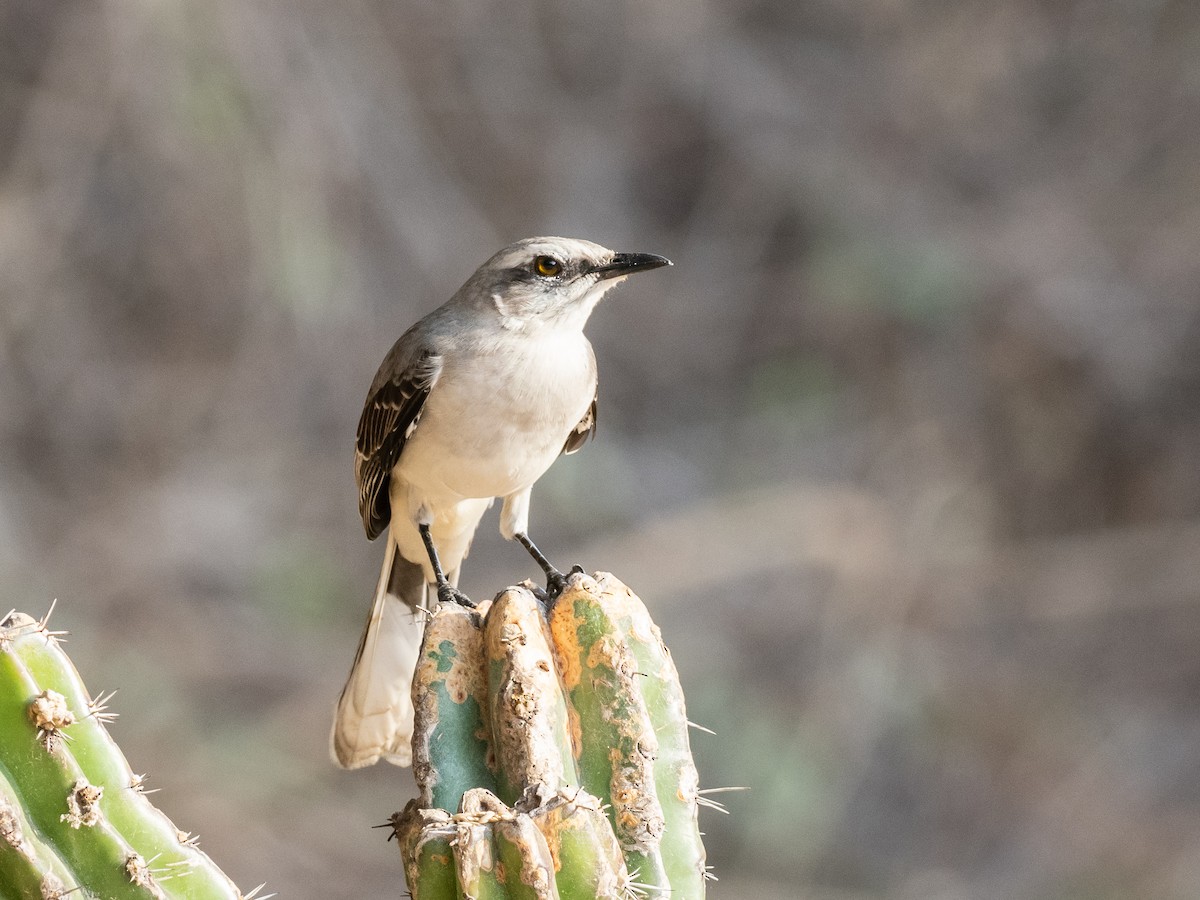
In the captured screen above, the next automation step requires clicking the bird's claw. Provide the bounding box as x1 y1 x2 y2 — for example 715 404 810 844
545 570 568 599
545 565 586 600
437 583 475 608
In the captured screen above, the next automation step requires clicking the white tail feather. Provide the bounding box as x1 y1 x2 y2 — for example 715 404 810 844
330 539 424 769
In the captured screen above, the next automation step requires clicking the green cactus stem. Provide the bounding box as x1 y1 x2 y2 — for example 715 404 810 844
0 780 74 899
548 574 669 896
398 787 642 900
0 611 254 899
560 572 707 896
492 808 557 899
526 791 629 900
397 573 708 899
394 802 458 900
411 601 499 813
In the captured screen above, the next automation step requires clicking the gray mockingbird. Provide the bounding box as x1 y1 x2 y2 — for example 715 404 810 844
331 236 671 768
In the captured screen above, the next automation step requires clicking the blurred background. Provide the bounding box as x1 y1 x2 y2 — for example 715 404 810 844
2 0 1200 896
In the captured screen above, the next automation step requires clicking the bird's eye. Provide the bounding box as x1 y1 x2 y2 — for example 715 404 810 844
533 255 562 278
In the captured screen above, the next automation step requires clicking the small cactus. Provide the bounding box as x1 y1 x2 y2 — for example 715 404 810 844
0 610 259 900
398 571 707 899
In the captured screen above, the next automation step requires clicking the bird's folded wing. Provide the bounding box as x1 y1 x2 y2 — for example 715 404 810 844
355 350 442 540
562 391 597 455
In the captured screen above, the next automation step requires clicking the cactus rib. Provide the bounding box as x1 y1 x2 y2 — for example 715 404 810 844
0 611 252 899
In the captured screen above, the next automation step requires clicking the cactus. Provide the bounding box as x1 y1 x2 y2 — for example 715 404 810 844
0 575 705 898
398 571 707 899
395 787 628 900
0 610 259 900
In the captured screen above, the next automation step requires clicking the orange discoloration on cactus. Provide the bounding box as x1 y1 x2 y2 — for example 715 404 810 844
548 602 584 692
414 605 487 706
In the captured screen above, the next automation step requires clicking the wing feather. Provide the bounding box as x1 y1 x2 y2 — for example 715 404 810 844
355 350 442 539
562 391 597 455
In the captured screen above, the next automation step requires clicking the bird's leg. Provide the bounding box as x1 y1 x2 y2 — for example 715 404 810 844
514 533 583 600
419 523 474 608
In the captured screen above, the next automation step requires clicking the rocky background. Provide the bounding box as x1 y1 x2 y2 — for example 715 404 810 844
3 1 1200 897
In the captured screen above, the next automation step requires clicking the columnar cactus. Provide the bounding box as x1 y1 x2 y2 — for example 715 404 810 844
0 611 257 900
0 577 706 898
398 571 707 899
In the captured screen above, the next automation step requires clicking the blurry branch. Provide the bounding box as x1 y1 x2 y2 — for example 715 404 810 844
576 481 1200 624
576 483 895 606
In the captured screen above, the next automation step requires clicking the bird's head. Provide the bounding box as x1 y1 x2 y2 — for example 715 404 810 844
467 237 671 331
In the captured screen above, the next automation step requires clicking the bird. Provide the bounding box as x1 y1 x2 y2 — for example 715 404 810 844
331 236 671 769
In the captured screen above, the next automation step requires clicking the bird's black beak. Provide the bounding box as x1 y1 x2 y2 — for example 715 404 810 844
590 252 672 281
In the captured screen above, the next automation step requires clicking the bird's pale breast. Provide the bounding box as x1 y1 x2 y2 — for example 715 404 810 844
394 329 596 506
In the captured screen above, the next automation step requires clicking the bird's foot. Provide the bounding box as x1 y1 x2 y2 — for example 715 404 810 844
437 583 475 608
545 564 585 601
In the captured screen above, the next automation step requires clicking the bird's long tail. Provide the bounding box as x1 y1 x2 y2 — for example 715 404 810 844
330 536 428 769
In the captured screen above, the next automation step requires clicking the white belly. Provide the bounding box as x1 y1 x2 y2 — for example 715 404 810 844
394 330 596 514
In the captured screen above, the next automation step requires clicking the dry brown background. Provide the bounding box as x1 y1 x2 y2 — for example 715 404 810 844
3 1 1200 897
